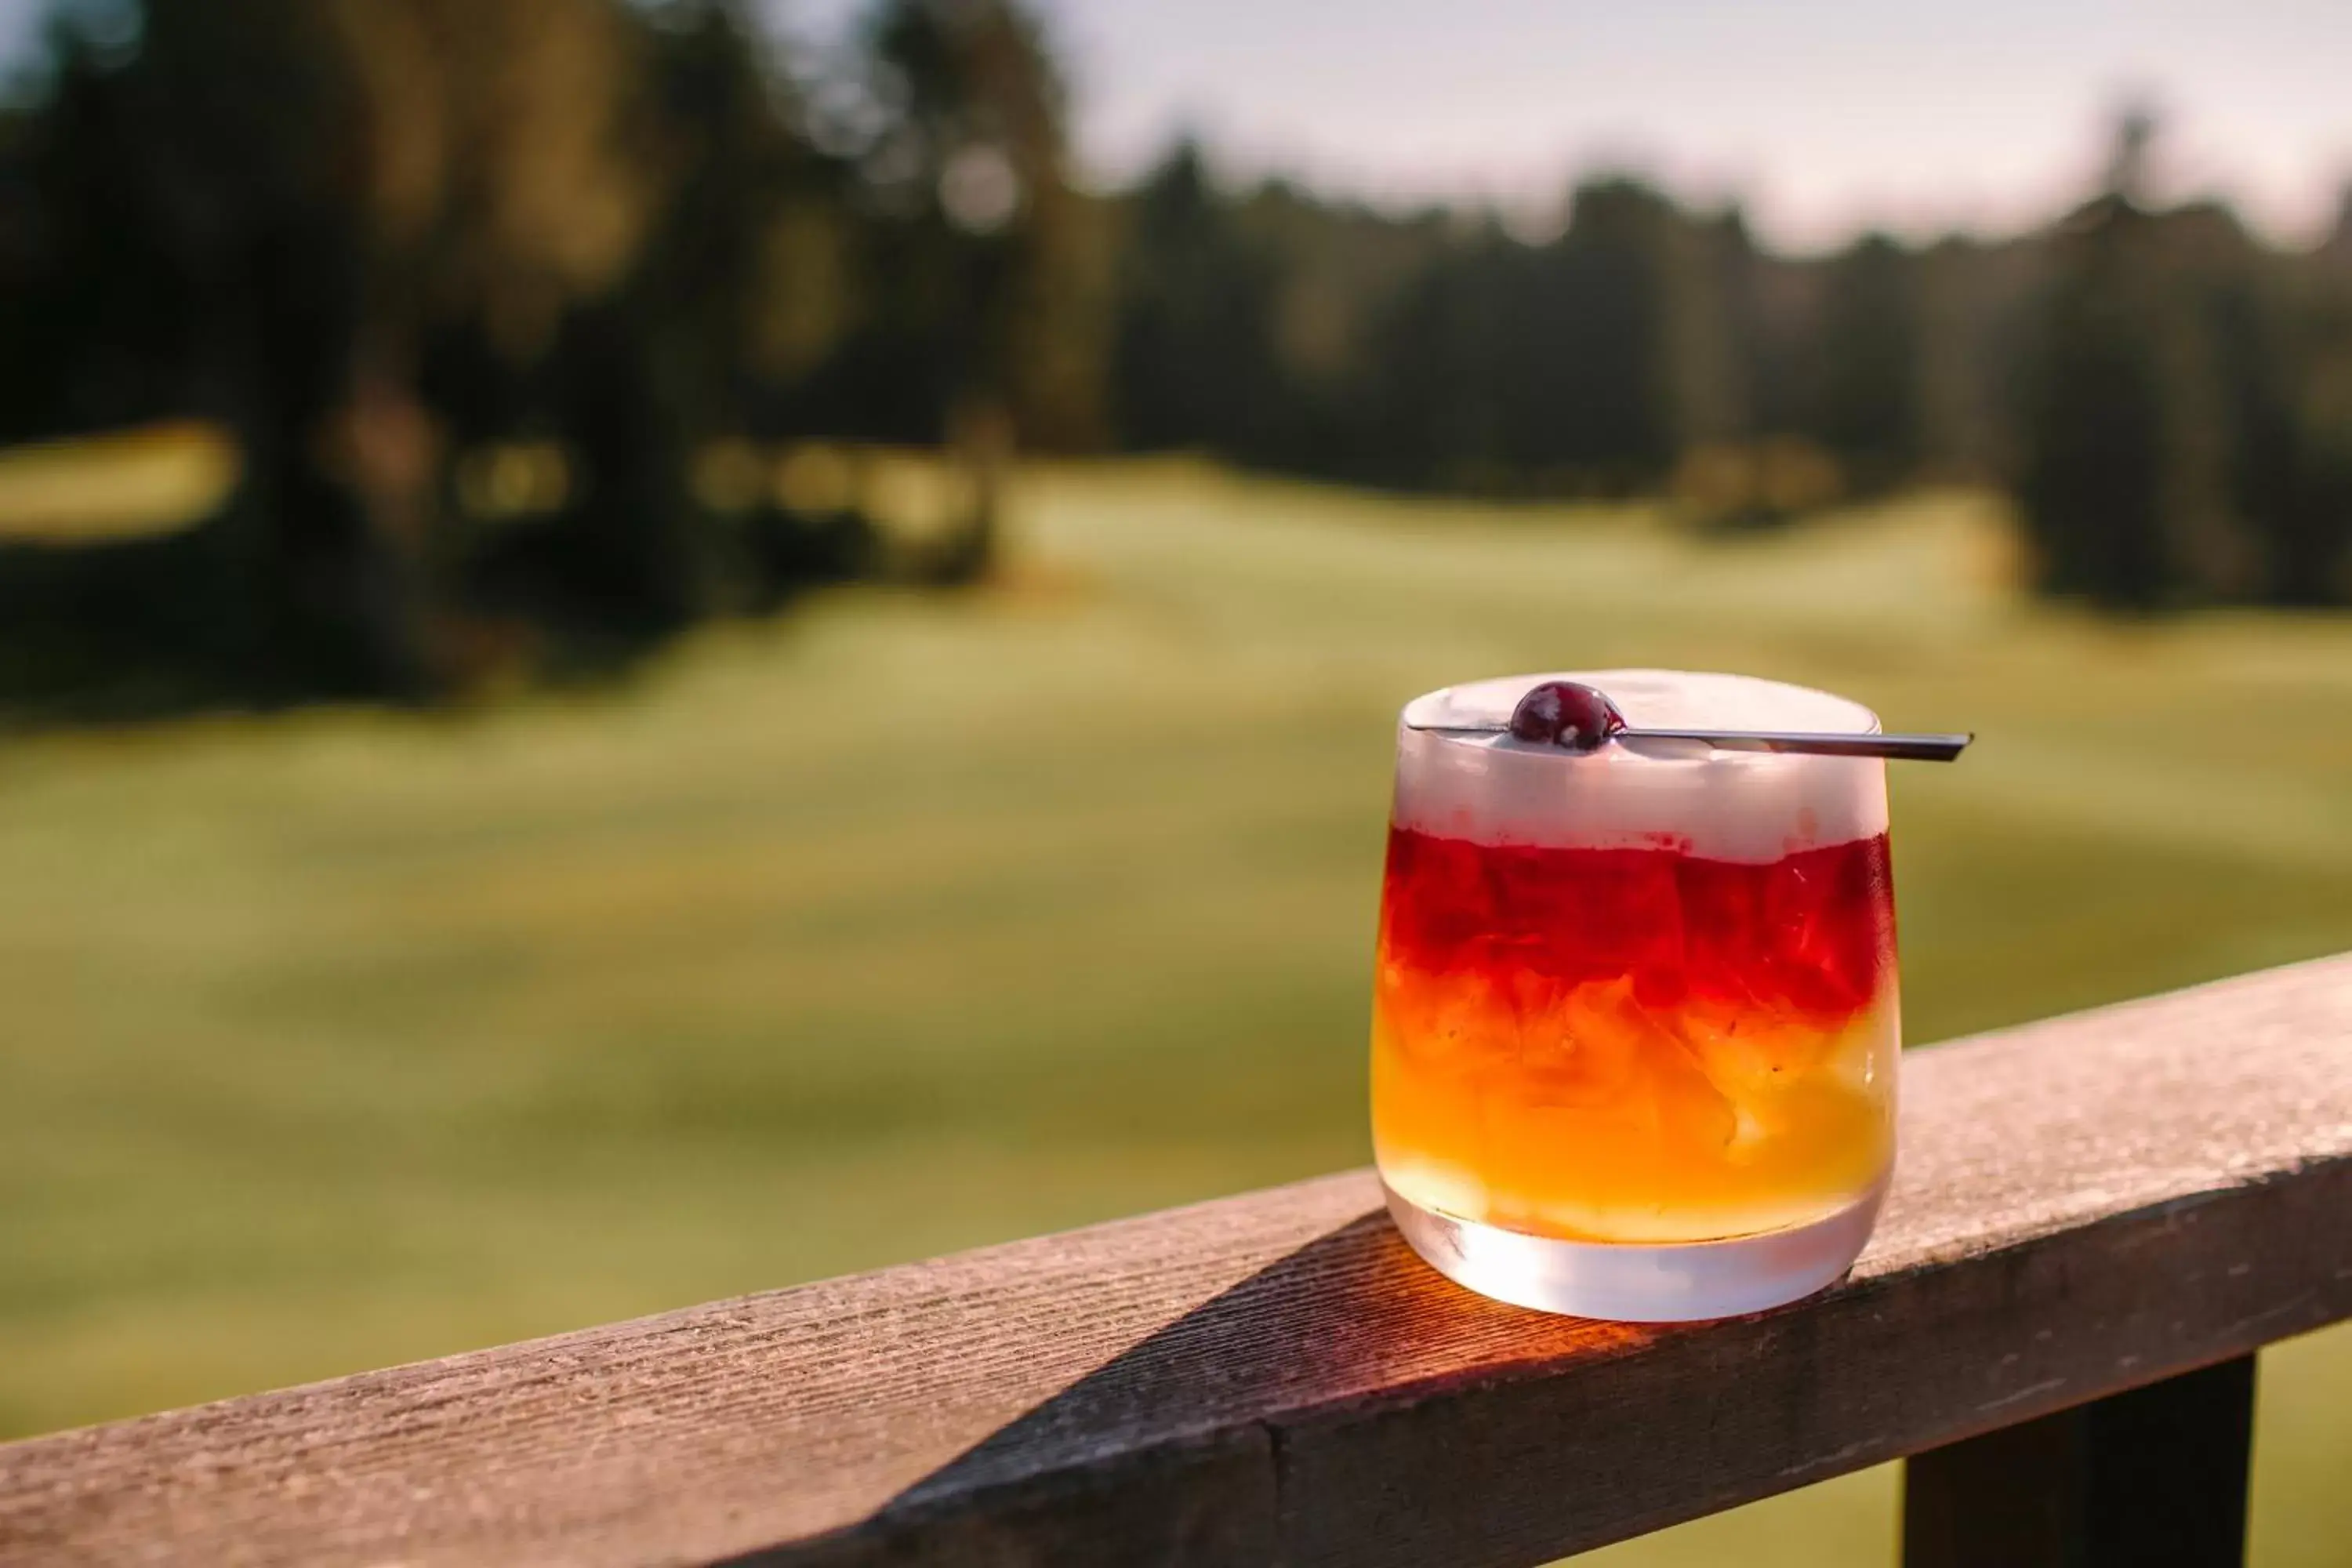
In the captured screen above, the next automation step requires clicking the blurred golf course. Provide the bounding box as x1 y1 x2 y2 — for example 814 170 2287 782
2 461 2347 1564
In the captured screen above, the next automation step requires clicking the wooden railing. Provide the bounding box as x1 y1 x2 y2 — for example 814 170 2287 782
4 956 2349 1566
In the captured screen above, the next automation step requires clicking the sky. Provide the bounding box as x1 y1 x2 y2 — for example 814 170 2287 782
4 0 2346 252
780 0 2352 252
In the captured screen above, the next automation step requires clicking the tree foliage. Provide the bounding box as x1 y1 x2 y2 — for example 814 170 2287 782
0 9 2345 717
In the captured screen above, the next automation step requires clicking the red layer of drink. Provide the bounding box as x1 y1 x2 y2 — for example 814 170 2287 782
1371 825 1899 1243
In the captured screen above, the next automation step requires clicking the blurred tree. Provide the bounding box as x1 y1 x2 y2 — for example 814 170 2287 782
3 5 2347 717
1528 178 1688 486
2278 194 2352 601
1813 234 1925 493
1911 234 2038 483
1360 177 1733 496
2016 110 2320 608
1370 223 1520 489
823 0 1103 576
0 0 895 705
1110 139 1283 457
1715 213 1813 448
2020 189 2178 608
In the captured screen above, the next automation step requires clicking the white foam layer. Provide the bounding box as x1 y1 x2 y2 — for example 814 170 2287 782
1394 670 1889 861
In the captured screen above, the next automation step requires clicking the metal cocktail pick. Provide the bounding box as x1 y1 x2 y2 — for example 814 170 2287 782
1406 721 1970 760
1405 681 1971 762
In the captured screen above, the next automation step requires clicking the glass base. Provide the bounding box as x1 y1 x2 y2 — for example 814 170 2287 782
1382 1175 1888 1322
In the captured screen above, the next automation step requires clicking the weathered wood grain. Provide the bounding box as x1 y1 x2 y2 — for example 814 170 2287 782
4 955 2350 1568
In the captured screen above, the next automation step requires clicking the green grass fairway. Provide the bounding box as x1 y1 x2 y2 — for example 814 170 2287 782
2 462 2347 1562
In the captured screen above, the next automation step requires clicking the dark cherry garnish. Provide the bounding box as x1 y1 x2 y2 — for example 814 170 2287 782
1506 680 1627 753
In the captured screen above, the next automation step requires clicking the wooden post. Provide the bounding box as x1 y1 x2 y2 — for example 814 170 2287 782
1902 1353 2256 1568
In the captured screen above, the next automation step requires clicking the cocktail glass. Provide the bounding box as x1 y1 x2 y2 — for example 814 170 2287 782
1372 670 1900 1319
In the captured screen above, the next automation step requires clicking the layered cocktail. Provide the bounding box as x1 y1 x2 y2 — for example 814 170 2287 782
1373 670 1900 1319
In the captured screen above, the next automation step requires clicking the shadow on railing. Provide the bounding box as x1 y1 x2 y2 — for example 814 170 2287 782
837 1211 1660 1563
